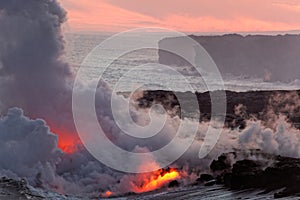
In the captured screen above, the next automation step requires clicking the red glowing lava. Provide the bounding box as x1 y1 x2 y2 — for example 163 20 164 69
133 168 180 193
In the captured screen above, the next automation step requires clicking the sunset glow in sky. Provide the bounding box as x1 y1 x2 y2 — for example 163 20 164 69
60 0 300 33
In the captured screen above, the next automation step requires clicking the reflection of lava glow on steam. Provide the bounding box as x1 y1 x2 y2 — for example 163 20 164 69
50 126 81 154
132 168 180 193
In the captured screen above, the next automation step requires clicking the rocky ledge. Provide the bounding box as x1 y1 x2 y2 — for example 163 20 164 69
0 177 81 200
0 177 43 200
122 89 300 129
208 152 300 198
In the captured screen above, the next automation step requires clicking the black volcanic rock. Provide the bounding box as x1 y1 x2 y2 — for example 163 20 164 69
193 174 215 186
210 154 300 198
122 90 300 130
198 174 214 182
229 160 265 189
204 180 216 187
210 153 234 172
168 180 180 188
0 177 43 199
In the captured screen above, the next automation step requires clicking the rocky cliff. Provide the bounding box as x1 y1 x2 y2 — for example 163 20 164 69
159 34 300 82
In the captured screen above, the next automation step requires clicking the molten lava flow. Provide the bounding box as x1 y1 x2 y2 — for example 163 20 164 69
133 168 180 193
102 190 113 197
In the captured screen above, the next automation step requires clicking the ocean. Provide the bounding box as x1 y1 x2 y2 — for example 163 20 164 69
65 32 300 93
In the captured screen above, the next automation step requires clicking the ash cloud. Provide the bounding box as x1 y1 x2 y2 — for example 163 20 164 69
0 107 62 187
0 0 72 117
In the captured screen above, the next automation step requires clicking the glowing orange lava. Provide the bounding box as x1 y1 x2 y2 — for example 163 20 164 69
133 168 180 193
102 190 113 197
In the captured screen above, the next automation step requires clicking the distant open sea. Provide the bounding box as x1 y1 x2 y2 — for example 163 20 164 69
64 33 300 92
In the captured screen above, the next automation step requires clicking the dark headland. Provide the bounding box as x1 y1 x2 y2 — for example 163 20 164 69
159 34 300 82
127 89 300 129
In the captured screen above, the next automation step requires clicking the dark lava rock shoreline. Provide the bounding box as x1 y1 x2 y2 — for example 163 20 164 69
120 89 300 199
125 89 300 198
209 152 300 198
0 177 43 200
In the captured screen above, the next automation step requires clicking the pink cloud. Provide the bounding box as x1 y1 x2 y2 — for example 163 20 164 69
60 0 161 32
60 0 300 32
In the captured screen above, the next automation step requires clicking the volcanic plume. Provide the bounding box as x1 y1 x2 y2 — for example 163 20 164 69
0 0 188 196
0 0 78 151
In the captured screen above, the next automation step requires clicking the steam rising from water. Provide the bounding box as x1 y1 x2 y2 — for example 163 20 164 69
1 96 300 197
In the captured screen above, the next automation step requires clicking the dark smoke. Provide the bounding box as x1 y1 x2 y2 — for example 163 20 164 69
0 107 62 186
0 0 72 116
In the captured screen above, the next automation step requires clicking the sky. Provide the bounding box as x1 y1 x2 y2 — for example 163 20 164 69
60 0 300 33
